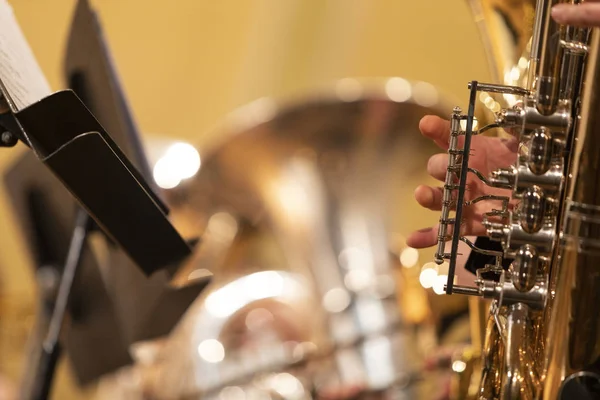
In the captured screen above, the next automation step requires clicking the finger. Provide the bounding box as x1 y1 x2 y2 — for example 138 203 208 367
318 385 365 400
420 115 451 150
415 185 444 211
551 3 600 26
427 153 449 182
498 135 519 153
407 218 491 249
406 225 439 249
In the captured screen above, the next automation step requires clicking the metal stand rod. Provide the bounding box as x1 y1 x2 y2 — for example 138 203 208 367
27 208 90 400
446 81 478 294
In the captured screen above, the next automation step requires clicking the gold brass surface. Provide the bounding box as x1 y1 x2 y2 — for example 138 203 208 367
467 0 536 115
468 0 536 85
437 0 600 399
542 30 600 400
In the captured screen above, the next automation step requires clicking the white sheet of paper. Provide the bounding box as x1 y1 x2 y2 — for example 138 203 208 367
0 0 51 111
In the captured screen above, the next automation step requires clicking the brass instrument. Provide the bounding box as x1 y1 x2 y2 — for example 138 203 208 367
435 0 600 398
94 80 472 400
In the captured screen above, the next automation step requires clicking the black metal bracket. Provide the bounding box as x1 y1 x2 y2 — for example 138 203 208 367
2 89 192 275
0 95 23 147
445 81 478 294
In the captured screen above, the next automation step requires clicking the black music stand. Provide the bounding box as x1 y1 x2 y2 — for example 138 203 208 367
5 156 132 397
1 0 209 398
60 0 208 346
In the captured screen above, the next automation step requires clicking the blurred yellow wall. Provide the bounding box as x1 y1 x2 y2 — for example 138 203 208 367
0 0 492 398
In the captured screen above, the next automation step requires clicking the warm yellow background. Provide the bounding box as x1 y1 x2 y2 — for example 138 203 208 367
0 1 492 398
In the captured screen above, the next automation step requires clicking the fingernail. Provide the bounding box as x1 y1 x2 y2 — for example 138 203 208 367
417 227 433 233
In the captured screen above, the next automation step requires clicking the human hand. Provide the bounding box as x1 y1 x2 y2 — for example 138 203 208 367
317 384 365 400
0 374 15 400
406 116 518 249
552 1 600 27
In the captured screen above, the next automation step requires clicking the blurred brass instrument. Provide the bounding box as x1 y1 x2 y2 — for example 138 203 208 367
94 80 474 400
435 0 600 398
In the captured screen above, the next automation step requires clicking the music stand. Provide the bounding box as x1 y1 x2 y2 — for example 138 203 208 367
61 0 208 346
5 154 133 396
2 0 209 397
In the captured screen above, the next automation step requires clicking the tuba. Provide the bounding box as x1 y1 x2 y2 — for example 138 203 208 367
434 0 600 398
94 80 472 400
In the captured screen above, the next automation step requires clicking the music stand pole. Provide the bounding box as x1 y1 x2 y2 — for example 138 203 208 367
27 208 91 400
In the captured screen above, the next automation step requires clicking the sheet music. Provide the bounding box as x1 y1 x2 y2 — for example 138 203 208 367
0 0 51 111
